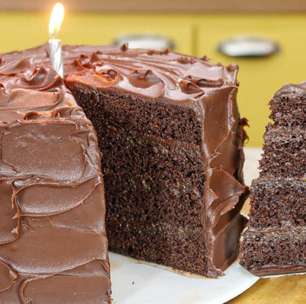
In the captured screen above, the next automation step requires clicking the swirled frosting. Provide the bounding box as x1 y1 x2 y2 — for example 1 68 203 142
0 46 111 302
63 44 238 103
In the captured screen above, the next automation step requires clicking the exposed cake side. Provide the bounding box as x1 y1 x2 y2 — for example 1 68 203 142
0 52 111 302
240 83 306 276
63 45 248 277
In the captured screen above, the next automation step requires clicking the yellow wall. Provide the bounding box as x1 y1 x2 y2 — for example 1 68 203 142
0 12 305 146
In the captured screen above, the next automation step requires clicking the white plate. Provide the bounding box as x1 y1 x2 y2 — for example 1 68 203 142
110 253 258 304
110 148 261 304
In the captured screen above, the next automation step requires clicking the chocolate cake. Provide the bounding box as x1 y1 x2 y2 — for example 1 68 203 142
0 51 111 302
240 83 306 276
62 45 248 277
0 44 248 283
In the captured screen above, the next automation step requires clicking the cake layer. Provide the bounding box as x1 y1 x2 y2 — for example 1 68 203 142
249 178 306 228
108 212 245 276
240 227 306 276
259 124 306 178
0 54 111 302
70 87 202 145
103 133 205 229
270 83 306 127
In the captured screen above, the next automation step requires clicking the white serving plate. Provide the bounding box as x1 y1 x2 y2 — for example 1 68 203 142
109 148 262 303
110 253 258 304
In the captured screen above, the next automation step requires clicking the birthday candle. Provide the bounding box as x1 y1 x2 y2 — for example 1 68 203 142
48 2 64 77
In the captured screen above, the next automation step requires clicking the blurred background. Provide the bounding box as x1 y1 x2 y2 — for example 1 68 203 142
0 0 305 147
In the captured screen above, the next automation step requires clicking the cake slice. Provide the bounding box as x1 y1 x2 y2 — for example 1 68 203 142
0 52 111 302
240 83 306 276
63 45 248 277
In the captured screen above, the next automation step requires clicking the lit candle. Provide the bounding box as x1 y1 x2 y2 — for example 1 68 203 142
48 2 65 77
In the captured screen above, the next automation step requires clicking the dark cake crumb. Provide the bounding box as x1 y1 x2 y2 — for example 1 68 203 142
249 178 306 228
240 227 306 276
270 83 306 127
259 124 306 178
240 82 306 276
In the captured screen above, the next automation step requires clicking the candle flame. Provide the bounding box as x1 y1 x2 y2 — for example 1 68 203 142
49 2 65 39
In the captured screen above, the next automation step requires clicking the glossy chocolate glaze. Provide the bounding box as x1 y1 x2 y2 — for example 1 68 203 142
0 44 247 278
0 49 111 302
62 45 238 101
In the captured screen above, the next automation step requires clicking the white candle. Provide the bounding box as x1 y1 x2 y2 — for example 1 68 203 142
48 38 63 77
48 3 65 77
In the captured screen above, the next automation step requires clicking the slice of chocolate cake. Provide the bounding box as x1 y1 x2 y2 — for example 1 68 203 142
62 45 248 277
0 52 111 302
240 83 306 276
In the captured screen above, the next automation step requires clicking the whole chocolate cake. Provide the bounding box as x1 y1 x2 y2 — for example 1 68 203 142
63 45 248 277
0 50 111 302
240 83 306 276
0 44 248 283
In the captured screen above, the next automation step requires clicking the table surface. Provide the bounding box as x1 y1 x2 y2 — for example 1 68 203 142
230 275 306 304
229 148 306 304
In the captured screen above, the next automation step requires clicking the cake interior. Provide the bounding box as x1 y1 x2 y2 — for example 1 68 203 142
71 87 211 274
249 178 305 228
259 125 306 178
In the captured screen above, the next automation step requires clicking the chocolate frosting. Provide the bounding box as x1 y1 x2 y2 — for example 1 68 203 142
62 45 238 103
0 44 247 281
0 47 111 302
